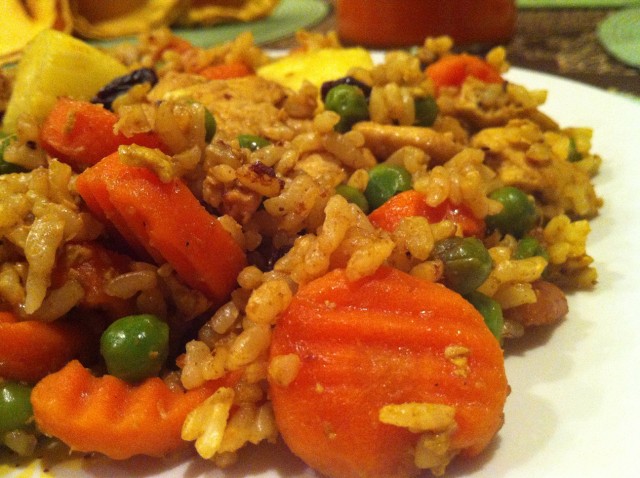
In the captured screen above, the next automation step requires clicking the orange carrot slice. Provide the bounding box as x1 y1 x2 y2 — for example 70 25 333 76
368 190 485 238
199 62 253 80
426 54 503 93
31 360 227 459
166 36 194 54
0 312 98 383
76 153 246 306
51 243 138 319
39 97 165 170
269 266 508 478
76 155 159 262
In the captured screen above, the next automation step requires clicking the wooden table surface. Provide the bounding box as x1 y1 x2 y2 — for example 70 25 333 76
266 1 640 97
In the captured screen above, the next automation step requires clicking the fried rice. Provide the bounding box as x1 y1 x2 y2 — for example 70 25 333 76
0 28 602 475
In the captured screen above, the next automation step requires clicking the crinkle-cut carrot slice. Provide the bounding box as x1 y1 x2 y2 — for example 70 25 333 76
269 266 508 478
31 360 227 459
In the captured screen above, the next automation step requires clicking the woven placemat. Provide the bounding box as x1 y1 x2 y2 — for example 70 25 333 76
518 0 640 7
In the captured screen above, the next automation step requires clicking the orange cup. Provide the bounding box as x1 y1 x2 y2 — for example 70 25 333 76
336 0 517 48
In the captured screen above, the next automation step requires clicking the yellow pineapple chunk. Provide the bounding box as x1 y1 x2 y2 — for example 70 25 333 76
257 48 373 92
2 29 128 133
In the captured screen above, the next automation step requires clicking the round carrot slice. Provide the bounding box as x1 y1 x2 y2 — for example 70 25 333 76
268 266 508 478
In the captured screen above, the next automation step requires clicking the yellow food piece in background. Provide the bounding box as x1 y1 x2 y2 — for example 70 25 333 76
0 0 282 57
0 0 72 65
257 48 374 91
69 0 187 39
177 0 281 26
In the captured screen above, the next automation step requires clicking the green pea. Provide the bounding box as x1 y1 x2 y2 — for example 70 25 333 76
324 84 369 133
514 236 550 279
567 137 582 162
413 96 438 127
0 133 26 175
204 108 217 143
0 382 33 434
431 237 493 295
238 134 271 151
100 314 169 382
486 186 537 238
465 291 504 343
364 164 412 210
335 184 369 213
513 236 549 261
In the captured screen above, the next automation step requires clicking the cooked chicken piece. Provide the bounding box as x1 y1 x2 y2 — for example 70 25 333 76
436 78 550 130
353 122 462 164
221 186 263 225
152 74 295 142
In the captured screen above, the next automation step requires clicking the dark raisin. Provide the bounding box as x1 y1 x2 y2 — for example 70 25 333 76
92 68 158 110
320 76 372 102
250 161 276 177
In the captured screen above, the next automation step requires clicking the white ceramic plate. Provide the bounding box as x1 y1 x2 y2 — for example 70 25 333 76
3 67 640 478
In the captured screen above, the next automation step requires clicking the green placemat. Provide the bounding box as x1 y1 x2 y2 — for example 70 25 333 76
518 0 640 7
597 8 640 67
91 0 330 49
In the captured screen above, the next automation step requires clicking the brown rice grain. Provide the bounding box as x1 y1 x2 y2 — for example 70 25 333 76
105 270 158 299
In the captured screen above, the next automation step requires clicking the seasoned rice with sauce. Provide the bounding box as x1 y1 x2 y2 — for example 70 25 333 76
0 28 601 476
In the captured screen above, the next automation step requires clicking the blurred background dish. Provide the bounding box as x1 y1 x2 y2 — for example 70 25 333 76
68 0 283 39
89 0 329 49
336 0 517 48
68 0 188 39
0 0 330 64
